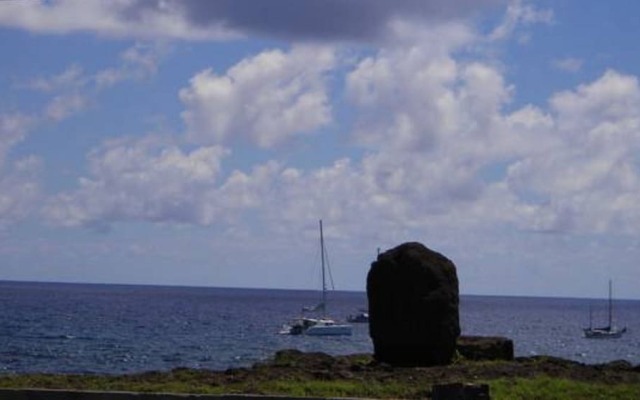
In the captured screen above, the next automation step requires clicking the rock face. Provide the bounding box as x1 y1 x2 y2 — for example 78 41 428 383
457 336 514 361
367 242 460 366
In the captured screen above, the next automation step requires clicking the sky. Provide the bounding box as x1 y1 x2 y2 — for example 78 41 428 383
1 0 639 299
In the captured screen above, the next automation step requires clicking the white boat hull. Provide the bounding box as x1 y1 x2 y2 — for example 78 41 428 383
347 312 369 323
280 221 352 337
305 323 352 336
281 317 352 336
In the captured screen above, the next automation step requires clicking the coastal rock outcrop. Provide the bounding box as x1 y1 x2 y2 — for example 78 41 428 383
457 336 514 361
367 242 460 366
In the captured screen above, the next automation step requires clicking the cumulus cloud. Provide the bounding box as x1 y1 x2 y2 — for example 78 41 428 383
333 41 518 233
346 27 512 159
37 1 640 241
341 37 640 237
505 70 640 233
0 114 41 228
44 136 229 228
180 46 335 148
0 41 171 229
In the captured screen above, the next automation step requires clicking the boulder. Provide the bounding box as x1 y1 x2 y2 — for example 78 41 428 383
432 383 490 400
456 336 514 361
367 242 460 366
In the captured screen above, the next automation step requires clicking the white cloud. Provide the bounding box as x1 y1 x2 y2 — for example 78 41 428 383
95 42 169 88
0 156 41 228
44 136 230 228
0 113 33 167
180 46 335 148
346 45 460 151
504 70 640 233
3 0 640 300
550 70 640 133
39 2 640 243
25 43 166 94
0 114 41 228
488 0 553 41
0 0 235 41
341 29 640 238
552 57 583 73
26 65 90 121
1 42 169 228
26 64 87 92
18 42 168 124
45 93 89 121
346 28 512 161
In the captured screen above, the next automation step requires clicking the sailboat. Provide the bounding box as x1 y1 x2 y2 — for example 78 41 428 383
346 247 380 323
280 220 352 336
346 309 369 323
583 280 627 339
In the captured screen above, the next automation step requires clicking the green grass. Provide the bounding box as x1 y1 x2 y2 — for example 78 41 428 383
2 372 640 399
489 377 640 400
0 372 220 394
254 380 427 399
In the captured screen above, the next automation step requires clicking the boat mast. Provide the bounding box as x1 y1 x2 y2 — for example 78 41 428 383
319 219 327 316
608 279 613 329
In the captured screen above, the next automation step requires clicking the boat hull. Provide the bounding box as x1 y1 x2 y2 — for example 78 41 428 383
305 324 352 336
347 312 369 323
281 317 352 336
584 327 627 339
280 220 353 337
583 280 626 339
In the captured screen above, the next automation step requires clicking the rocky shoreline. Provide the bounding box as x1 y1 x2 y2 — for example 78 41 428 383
221 348 640 387
1 345 639 399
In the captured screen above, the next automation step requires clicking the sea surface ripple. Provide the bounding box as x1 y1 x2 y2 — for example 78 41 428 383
0 281 637 374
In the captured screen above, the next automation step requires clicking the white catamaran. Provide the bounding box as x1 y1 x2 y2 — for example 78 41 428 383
280 220 352 336
583 280 627 339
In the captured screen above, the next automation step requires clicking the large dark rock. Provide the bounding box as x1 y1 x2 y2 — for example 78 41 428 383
367 242 460 366
432 383 490 400
456 336 514 361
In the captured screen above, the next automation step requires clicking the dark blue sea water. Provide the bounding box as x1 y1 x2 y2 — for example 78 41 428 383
0 281 638 375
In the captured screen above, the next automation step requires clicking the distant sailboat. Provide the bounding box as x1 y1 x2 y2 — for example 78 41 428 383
280 220 352 336
583 280 627 339
346 248 376 324
347 309 369 323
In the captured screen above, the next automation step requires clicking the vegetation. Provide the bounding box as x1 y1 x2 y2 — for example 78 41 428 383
1 351 639 399
489 377 640 400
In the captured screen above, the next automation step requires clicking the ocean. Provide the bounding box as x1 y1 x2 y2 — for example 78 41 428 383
0 281 638 375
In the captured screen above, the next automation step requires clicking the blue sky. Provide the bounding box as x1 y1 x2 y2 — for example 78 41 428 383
1 0 640 299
